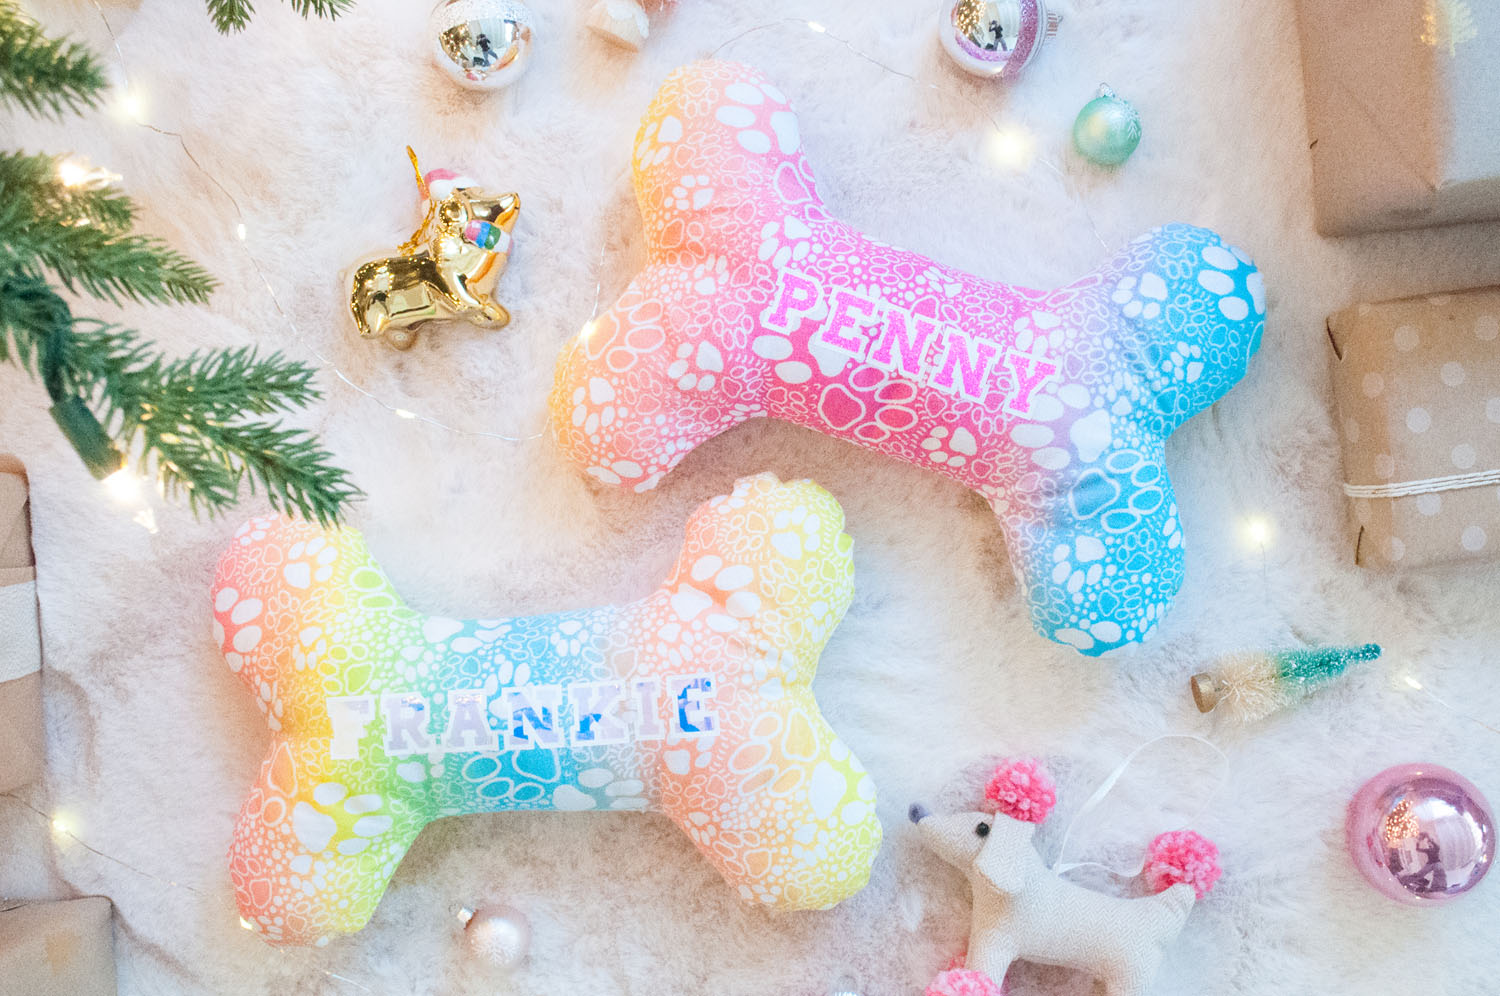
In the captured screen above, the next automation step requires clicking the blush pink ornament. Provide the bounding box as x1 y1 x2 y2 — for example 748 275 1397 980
1346 762 1495 905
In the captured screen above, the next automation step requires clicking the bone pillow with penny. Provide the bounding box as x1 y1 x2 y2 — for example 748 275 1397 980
211 474 880 946
551 60 1266 656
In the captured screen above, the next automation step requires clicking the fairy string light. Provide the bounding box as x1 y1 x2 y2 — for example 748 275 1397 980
35 8 1496 991
83 5 1115 449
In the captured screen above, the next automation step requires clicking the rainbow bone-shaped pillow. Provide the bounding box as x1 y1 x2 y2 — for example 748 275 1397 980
550 60 1266 656
211 474 881 946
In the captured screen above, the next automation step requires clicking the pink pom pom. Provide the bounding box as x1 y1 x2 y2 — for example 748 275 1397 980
1144 829 1222 899
984 757 1056 823
925 968 1005 996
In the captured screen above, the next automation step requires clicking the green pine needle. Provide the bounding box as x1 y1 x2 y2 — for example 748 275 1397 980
64 319 362 524
0 152 217 307
0 2 108 119
206 0 355 33
1 8 360 524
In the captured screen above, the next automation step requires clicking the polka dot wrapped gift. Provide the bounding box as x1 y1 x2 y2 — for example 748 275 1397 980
211 474 880 945
1330 287 1500 568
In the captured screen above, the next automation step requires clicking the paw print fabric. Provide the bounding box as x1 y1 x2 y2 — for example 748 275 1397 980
212 474 880 945
551 60 1265 655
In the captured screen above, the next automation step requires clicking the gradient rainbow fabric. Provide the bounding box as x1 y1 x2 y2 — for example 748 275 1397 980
212 474 880 945
551 61 1265 655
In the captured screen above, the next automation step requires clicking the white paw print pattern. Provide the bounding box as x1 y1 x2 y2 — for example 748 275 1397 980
634 114 682 168
714 80 799 156
1050 535 1110 597
576 374 644 486
550 619 585 657
691 254 729 295
667 341 723 391
666 174 714 212
921 426 979 468
233 518 270 546
214 585 263 671
1112 271 1168 321
282 536 337 590
1160 341 1206 383
553 767 648 812
291 782 391 857
254 676 284 730
769 503 824 560
1198 243 1263 321
758 216 815 269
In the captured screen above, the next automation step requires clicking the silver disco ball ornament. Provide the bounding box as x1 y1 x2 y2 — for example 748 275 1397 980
429 0 535 92
938 0 1061 80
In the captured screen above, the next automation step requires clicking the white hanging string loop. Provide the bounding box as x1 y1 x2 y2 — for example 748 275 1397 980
1050 733 1228 880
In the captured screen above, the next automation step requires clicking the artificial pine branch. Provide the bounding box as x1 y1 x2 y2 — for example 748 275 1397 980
206 0 355 33
61 320 362 524
0 2 107 119
0 152 216 307
0 5 361 522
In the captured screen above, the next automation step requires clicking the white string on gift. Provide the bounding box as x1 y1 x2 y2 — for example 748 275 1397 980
1049 733 1228 880
1343 468 1500 500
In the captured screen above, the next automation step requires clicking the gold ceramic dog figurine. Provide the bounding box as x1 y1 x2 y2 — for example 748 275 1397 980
348 148 520 350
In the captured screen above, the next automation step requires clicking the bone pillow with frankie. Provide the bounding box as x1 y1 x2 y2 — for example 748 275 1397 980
551 60 1266 656
211 474 880 946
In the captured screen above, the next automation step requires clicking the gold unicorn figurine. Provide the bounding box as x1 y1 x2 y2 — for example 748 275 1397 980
348 148 521 350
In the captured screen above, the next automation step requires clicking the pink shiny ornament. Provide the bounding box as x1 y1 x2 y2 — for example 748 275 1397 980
1346 763 1495 905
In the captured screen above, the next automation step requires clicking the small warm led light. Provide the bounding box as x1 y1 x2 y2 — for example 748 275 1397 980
1242 515 1272 548
57 159 90 187
1403 675 1424 690
579 319 598 344
394 408 417 420
102 466 142 504
238 917 257 931
51 817 70 834
116 88 146 121
235 223 247 241
988 124 1037 172
807 20 827 32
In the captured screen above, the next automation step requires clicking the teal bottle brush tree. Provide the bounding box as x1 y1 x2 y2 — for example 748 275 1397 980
1190 644 1383 724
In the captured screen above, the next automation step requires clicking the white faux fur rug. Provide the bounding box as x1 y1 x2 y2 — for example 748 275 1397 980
4 0 1500 993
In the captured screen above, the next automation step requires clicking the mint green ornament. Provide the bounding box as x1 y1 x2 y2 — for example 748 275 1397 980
1072 84 1141 166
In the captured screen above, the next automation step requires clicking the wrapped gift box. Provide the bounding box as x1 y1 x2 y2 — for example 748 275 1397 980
0 454 42 794
1295 0 1500 234
0 898 117 996
1329 288 1500 568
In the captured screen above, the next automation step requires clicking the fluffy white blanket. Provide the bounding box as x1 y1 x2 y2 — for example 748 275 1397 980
4 0 1500 993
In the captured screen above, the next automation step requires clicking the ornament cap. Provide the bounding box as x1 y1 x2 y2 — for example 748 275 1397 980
1190 672 1220 713
1045 9 1063 37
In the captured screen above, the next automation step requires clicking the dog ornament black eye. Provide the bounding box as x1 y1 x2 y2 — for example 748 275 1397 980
975 821 990 837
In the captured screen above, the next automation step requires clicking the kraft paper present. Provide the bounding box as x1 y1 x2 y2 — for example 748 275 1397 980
1295 0 1500 235
0 898 117 996
1328 288 1500 569
0 454 42 794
